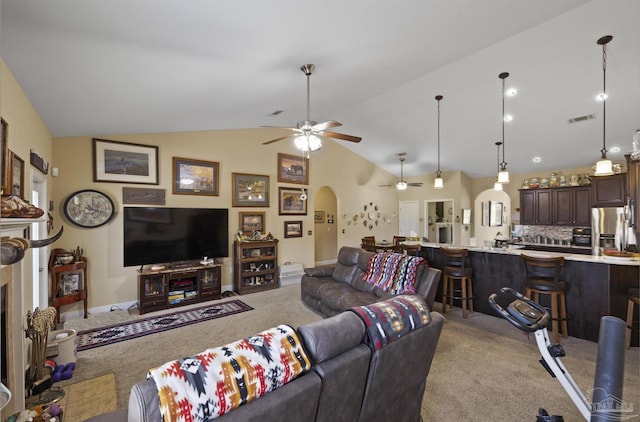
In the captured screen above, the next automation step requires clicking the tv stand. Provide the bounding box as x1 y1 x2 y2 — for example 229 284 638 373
137 262 221 314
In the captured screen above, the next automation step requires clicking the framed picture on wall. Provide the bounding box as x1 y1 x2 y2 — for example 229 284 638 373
284 221 303 238
314 211 325 223
172 157 219 196
93 138 159 184
489 201 503 227
239 211 265 234
278 187 307 215
1 118 9 194
232 173 269 207
8 150 24 197
277 153 309 185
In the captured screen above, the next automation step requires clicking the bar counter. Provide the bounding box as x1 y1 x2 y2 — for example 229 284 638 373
416 243 639 343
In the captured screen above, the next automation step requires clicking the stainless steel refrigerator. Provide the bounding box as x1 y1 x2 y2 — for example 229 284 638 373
591 206 636 254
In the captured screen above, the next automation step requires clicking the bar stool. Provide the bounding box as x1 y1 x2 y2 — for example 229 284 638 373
440 248 473 318
521 254 567 344
626 288 640 349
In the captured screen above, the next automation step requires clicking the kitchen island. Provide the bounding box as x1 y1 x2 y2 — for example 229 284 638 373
418 243 638 344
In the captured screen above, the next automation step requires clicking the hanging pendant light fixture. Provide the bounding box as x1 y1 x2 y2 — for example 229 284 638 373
494 141 503 191
497 72 510 184
434 95 444 189
594 35 614 176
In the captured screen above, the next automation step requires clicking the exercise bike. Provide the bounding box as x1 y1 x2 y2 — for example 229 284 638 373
488 287 628 422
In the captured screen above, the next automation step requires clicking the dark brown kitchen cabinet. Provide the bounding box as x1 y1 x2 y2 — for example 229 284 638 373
521 186 590 226
520 189 552 225
553 187 591 226
591 173 627 207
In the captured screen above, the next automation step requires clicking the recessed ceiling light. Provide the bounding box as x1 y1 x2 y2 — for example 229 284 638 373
596 93 608 101
532 156 542 163
609 146 621 153
504 115 514 122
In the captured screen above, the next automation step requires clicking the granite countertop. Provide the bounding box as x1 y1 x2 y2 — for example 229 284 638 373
418 242 640 266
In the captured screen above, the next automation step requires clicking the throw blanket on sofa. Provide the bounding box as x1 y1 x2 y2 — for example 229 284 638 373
364 252 426 294
351 295 432 351
148 324 311 421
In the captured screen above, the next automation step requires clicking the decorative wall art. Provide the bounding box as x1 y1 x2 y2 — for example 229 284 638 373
1 118 8 194
232 173 269 207
239 211 265 234
173 157 219 196
489 201 503 227
278 187 307 215
314 211 325 223
277 153 309 185
30 149 49 174
8 150 24 197
122 187 166 205
93 138 159 184
284 221 303 238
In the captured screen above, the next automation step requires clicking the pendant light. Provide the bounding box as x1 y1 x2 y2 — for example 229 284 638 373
497 72 510 184
434 95 444 189
494 142 503 191
594 35 614 177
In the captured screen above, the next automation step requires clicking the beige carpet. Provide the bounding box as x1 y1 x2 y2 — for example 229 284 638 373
62 285 640 422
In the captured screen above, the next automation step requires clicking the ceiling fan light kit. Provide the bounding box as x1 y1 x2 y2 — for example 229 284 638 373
497 72 511 184
379 153 423 189
262 64 361 152
593 35 614 177
434 95 444 189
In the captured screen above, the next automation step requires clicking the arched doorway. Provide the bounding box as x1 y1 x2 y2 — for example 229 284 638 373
314 186 338 265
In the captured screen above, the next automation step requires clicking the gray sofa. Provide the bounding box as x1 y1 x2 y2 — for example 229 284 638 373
301 246 441 316
87 295 444 422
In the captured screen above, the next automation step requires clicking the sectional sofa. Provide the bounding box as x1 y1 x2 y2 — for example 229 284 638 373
87 295 444 422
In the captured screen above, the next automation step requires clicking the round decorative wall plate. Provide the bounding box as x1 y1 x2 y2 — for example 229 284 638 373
63 189 115 228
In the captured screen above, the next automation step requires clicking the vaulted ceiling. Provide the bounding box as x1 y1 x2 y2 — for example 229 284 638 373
2 0 638 179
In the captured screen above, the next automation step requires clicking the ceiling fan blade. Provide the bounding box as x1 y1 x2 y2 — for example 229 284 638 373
378 184 397 187
321 131 362 143
262 135 293 145
312 120 342 132
407 183 424 187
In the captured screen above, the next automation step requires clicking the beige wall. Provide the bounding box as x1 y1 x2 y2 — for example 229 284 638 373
313 186 337 263
1 60 54 313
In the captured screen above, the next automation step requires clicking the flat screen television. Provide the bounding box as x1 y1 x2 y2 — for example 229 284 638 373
123 207 229 267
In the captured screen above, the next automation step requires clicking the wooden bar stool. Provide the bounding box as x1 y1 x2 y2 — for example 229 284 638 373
626 288 640 349
440 248 473 318
521 254 567 344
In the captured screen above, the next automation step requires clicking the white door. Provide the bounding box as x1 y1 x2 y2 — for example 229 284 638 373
31 170 48 309
398 201 419 237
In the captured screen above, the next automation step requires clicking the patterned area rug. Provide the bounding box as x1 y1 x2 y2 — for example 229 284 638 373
75 300 253 351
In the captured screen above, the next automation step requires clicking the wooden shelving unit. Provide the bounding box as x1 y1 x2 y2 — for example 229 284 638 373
49 248 88 323
233 239 279 295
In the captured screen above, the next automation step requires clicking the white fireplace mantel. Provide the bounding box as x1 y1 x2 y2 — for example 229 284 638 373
1 215 47 417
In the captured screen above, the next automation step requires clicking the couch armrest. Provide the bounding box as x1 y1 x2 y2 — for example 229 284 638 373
304 265 335 278
415 267 441 310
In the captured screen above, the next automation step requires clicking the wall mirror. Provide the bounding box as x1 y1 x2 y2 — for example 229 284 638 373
425 199 454 244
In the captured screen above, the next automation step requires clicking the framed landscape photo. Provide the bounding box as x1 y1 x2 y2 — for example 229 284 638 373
284 220 303 238
93 138 159 184
314 211 325 223
8 150 24 197
232 173 270 207
278 187 307 215
277 153 309 185
239 211 265 234
173 157 219 196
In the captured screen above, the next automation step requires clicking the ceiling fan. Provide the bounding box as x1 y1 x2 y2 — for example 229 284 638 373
262 64 362 151
379 153 423 190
